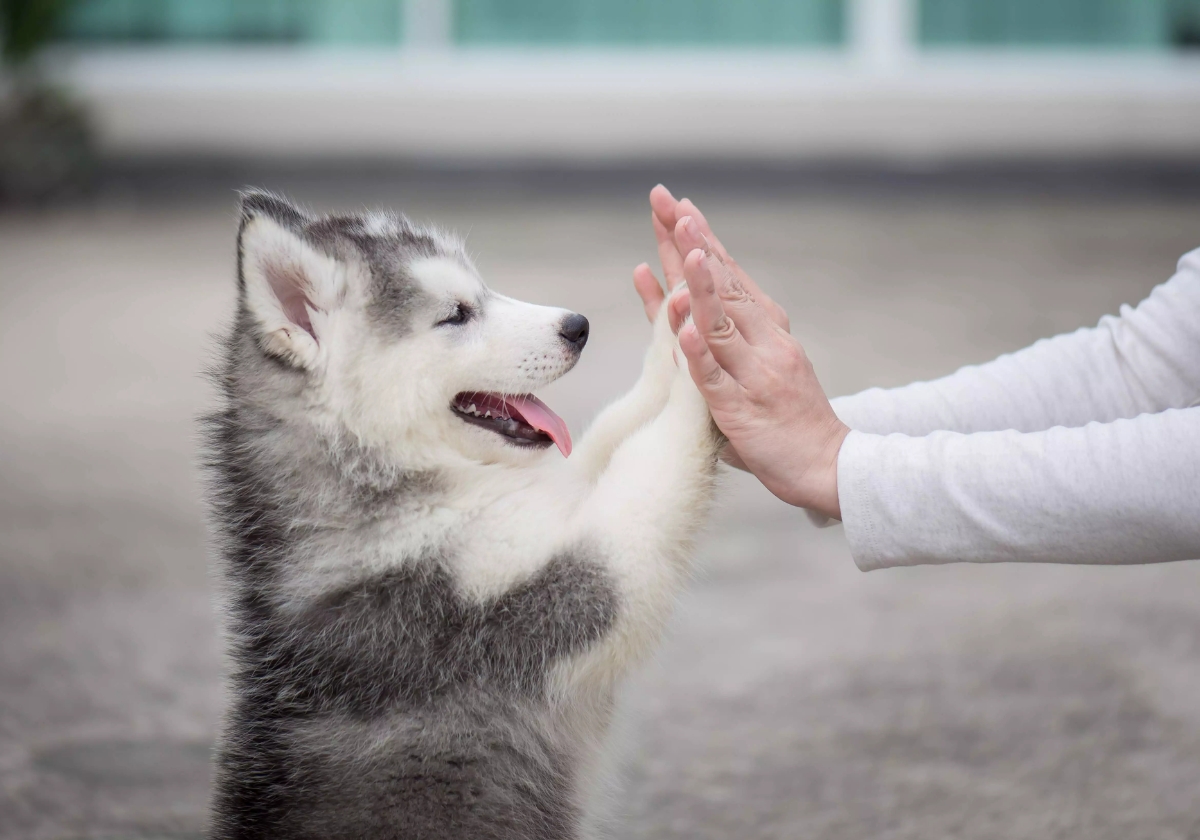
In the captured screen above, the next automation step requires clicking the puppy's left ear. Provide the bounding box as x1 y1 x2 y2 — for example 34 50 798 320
237 190 345 369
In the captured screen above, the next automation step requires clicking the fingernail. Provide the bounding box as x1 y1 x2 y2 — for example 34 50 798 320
679 216 694 234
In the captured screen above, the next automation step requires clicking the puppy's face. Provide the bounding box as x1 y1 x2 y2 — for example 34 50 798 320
236 191 586 465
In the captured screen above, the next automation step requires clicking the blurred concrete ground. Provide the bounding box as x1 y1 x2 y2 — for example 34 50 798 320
1 168 1199 839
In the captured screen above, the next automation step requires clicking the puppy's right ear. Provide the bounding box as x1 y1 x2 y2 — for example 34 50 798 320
237 191 345 369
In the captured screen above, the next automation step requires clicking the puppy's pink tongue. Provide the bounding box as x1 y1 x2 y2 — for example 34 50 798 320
508 395 572 458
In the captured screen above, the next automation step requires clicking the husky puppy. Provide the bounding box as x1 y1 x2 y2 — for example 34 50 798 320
204 191 722 839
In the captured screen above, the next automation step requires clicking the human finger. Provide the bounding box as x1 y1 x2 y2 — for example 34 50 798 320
674 198 730 261
677 219 777 346
651 212 685 291
632 262 665 323
650 184 680 236
678 322 743 409
673 200 791 333
682 248 756 380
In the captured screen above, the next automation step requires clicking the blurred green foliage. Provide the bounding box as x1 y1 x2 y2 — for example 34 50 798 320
1 0 93 202
2 0 76 66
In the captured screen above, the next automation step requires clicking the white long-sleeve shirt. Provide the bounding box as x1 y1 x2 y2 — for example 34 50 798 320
828 247 1200 571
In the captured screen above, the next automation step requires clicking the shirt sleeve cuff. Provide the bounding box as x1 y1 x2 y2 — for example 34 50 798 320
836 430 891 571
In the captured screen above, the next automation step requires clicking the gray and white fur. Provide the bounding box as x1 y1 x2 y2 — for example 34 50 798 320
203 191 722 839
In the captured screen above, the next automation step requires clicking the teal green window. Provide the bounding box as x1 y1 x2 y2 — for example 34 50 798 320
453 0 845 46
60 0 403 44
59 0 846 47
56 0 1200 49
919 0 1200 49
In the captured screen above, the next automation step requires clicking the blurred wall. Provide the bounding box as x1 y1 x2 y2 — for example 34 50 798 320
44 0 1200 162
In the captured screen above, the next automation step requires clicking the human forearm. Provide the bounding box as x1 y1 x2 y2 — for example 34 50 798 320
838 407 1200 570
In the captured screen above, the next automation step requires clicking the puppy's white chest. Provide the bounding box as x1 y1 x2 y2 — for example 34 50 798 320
450 475 585 601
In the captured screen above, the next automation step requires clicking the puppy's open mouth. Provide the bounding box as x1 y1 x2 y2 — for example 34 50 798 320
451 392 572 457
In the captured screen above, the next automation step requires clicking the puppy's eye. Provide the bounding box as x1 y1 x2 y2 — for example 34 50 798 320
437 303 472 327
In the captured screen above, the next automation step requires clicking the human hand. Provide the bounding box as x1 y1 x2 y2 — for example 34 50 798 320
631 186 808 477
633 185 790 334
671 222 848 519
631 185 793 472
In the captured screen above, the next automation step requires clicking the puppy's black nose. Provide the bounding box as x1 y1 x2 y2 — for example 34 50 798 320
559 313 590 350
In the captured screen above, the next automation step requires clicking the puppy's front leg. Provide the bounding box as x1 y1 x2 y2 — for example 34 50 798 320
572 289 682 481
567 354 723 685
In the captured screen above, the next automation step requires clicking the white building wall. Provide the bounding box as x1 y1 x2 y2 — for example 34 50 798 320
50 0 1200 163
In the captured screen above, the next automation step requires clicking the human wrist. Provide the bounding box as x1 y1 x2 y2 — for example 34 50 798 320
802 420 849 520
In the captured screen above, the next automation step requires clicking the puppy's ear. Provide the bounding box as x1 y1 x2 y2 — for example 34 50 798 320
237 190 345 369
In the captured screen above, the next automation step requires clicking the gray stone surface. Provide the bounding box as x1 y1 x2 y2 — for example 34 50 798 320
2 177 1198 838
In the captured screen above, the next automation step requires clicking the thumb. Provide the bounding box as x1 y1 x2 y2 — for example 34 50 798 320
633 262 665 323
